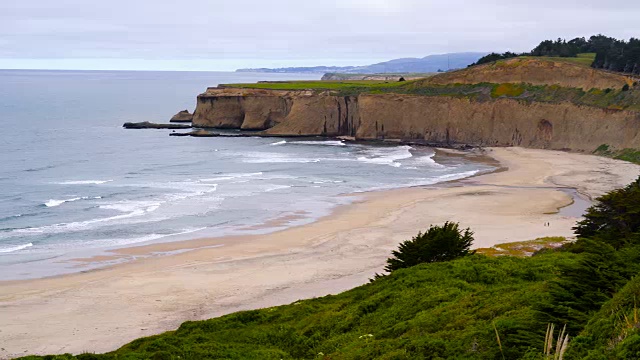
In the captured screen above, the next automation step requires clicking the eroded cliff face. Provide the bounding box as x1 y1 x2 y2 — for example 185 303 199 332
192 88 640 152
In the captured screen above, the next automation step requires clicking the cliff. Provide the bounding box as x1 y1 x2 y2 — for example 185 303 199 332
192 87 640 152
421 58 634 90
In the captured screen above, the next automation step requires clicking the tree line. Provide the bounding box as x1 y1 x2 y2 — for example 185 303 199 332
472 35 640 75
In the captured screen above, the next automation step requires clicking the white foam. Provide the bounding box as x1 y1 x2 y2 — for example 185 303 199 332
93 227 210 248
415 152 446 168
44 196 102 207
57 180 113 185
263 185 292 192
199 172 263 182
289 140 346 146
0 243 33 254
242 152 321 164
360 170 481 192
357 146 413 167
312 180 346 184
100 200 162 214
14 205 155 235
270 140 287 146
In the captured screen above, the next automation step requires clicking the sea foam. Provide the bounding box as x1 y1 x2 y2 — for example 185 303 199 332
0 243 33 254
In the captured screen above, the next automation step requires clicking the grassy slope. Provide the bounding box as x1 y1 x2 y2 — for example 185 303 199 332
594 145 640 165
514 53 596 67
567 275 640 359
19 253 579 360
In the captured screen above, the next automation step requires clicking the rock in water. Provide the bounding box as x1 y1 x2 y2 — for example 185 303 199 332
169 129 220 137
123 121 191 129
170 110 193 123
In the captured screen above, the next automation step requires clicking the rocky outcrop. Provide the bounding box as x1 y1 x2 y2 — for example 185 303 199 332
192 87 640 152
422 58 633 90
170 110 193 122
169 129 219 137
123 121 191 129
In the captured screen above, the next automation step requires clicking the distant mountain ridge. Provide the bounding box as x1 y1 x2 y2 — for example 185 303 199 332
236 52 488 74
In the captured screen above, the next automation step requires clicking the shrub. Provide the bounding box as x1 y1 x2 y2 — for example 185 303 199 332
384 222 474 272
491 83 525 98
623 84 630 91
574 176 640 248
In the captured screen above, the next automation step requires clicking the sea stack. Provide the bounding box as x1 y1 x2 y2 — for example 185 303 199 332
170 110 193 123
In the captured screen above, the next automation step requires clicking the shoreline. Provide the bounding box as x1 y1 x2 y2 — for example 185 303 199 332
1 147 639 358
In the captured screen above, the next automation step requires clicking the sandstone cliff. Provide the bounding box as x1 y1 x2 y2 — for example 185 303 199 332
422 58 633 90
192 87 640 152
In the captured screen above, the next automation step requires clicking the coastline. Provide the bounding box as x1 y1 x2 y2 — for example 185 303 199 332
1 147 639 358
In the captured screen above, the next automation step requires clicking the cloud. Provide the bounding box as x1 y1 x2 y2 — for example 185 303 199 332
1 0 639 70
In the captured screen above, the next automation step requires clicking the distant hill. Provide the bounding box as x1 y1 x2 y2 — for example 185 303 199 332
236 52 487 74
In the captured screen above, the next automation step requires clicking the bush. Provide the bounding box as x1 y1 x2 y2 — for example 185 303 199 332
574 176 640 249
384 222 474 272
623 84 630 91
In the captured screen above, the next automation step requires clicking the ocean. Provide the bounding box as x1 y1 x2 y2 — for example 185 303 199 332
0 69 494 280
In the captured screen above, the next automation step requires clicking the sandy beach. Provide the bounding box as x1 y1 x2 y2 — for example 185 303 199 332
1 147 639 359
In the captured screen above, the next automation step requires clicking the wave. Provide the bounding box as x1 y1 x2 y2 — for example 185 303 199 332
242 152 321 164
414 152 445 168
25 164 56 172
44 196 102 207
99 200 162 214
270 140 287 146
361 170 481 192
13 203 159 235
0 243 33 254
56 180 113 185
289 140 346 147
84 227 210 248
199 172 263 182
356 146 413 167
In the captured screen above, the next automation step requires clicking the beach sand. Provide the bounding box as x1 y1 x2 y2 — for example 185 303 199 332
1 147 639 358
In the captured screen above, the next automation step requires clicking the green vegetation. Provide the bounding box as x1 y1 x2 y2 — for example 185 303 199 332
20 177 640 359
223 80 410 96
322 73 435 81
476 237 567 258
20 253 580 360
574 177 640 248
384 222 474 272
517 53 596 67
472 34 640 76
491 83 526 98
594 144 640 165
224 77 640 111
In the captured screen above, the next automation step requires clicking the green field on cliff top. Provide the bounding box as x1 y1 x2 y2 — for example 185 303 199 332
225 78 640 111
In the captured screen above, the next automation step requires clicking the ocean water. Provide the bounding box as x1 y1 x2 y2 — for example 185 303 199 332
0 70 494 280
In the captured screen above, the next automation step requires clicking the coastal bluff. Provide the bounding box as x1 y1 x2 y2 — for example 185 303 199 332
192 87 640 152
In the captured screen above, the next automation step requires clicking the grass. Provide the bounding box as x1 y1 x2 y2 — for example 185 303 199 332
476 237 568 257
222 80 411 96
594 144 640 165
222 76 640 112
515 53 596 67
491 83 526 98
565 275 640 359
18 252 580 360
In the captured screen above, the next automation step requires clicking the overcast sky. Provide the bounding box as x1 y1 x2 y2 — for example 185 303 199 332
1 0 639 71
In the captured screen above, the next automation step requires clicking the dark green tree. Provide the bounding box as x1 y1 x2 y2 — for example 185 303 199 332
574 176 640 249
384 222 474 272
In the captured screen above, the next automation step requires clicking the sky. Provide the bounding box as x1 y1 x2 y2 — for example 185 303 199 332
1 0 639 71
